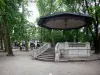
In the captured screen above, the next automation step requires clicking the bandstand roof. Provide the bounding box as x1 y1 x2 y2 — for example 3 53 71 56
37 12 93 30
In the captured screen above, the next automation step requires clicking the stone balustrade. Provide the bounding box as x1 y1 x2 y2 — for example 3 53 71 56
55 42 91 62
32 43 51 59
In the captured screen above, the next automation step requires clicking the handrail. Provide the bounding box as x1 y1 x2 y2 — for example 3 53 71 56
32 43 51 58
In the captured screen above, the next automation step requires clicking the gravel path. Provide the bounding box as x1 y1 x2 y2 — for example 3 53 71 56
0 50 100 75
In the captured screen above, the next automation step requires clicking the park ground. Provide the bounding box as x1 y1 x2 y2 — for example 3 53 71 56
0 50 100 75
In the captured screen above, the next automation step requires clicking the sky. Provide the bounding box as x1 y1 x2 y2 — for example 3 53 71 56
27 1 39 23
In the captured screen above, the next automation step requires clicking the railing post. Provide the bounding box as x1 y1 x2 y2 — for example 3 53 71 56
32 49 37 59
86 42 90 56
55 43 60 62
55 52 60 62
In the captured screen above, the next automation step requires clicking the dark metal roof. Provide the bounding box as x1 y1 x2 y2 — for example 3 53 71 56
37 12 93 30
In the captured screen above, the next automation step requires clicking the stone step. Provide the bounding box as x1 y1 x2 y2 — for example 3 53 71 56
45 51 55 53
45 48 55 51
44 50 54 51
37 56 54 59
36 48 55 62
36 57 54 61
41 52 54 55
39 54 55 57
37 55 55 58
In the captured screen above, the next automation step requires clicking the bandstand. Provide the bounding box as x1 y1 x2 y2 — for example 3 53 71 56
36 12 93 62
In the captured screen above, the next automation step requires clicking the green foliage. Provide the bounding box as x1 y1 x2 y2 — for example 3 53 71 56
0 0 36 43
52 30 64 43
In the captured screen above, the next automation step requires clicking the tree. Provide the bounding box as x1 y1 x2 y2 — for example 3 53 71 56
84 0 100 53
0 0 31 55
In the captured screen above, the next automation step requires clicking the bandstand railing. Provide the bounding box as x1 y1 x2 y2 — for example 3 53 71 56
55 42 90 62
32 43 51 58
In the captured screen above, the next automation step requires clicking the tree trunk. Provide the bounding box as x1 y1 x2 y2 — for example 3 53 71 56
94 26 100 54
19 42 22 51
94 39 100 54
62 30 65 41
41 27 42 42
25 41 28 51
41 28 44 42
3 37 7 52
76 29 78 42
0 37 3 50
50 30 55 47
2 15 14 56
86 27 89 42
7 33 14 56
99 37 100 52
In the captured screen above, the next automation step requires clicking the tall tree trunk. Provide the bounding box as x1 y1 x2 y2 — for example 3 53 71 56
3 37 7 52
3 15 14 56
40 28 44 42
19 42 22 51
43 28 45 41
50 30 55 47
7 33 14 56
94 26 100 54
0 37 3 50
62 30 65 41
41 27 42 42
76 29 78 42
99 37 100 52
86 27 89 42
25 40 28 51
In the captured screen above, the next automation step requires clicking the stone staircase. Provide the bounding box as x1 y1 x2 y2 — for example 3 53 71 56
36 48 55 62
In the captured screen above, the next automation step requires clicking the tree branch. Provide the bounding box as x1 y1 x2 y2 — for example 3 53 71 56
94 0 99 27
84 0 90 14
88 26 95 38
49 0 53 14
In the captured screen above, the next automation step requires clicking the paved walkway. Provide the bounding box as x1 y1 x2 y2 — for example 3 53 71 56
0 50 100 75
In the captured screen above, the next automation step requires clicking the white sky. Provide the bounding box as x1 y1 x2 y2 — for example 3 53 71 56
27 1 39 23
